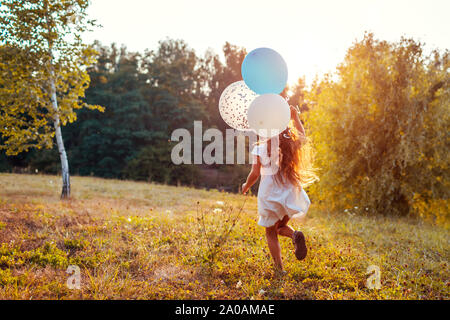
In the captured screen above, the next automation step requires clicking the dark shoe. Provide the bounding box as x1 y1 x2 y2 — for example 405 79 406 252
292 231 307 260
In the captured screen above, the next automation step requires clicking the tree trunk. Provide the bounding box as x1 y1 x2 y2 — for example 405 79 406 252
43 6 70 199
49 78 70 199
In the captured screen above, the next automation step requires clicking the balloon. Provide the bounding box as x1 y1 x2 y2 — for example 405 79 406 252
241 48 288 95
247 94 290 138
218 80 258 131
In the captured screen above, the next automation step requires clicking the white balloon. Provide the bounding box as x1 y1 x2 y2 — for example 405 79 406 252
247 94 290 138
219 80 258 131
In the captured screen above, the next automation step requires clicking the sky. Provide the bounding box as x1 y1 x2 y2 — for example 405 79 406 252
84 0 450 86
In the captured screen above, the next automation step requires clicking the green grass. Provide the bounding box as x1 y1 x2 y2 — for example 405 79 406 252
0 173 448 299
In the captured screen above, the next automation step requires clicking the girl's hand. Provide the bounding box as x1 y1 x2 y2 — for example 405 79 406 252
242 182 249 194
290 105 300 119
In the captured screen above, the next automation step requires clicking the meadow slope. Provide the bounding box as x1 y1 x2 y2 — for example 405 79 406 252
0 173 448 299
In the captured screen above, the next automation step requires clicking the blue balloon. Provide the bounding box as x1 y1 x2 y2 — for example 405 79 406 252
241 48 288 95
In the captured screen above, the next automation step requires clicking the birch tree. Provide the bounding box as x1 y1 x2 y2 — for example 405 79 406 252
0 0 103 198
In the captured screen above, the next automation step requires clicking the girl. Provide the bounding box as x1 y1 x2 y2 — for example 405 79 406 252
242 105 318 272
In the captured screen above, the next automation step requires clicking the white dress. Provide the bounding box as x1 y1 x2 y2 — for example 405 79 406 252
251 141 311 228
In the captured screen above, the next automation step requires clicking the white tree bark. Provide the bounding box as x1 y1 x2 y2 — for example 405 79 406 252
43 7 70 198
49 77 70 198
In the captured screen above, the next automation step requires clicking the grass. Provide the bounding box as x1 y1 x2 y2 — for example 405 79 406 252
0 173 448 300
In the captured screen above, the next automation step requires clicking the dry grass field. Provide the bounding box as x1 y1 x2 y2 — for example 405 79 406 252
0 173 448 299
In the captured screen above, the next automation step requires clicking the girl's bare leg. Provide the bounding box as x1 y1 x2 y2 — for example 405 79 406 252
265 225 283 270
277 215 294 239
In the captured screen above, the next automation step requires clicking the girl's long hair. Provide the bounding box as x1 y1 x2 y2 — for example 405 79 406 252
263 121 319 188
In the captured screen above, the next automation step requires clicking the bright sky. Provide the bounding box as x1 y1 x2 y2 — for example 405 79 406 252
84 0 449 86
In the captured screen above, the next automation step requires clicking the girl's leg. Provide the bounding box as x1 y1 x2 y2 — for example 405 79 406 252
272 215 308 262
265 225 283 270
277 215 294 239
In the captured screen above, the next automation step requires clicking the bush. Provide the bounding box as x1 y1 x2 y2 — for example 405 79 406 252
305 33 449 224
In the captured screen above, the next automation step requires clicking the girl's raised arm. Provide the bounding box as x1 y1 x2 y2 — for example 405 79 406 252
290 105 306 142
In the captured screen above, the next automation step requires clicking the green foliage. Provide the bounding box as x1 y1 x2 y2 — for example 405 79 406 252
26 242 68 268
0 241 68 269
0 0 103 155
0 36 253 191
124 142 199 185
61 40 208 179
28 148 60 174
64 238 88 251
305 33 449 223
0 268 24 287
145 39 208 132
63 43 152 177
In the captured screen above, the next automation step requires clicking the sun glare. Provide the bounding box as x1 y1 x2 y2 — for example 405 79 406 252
83 0 449 86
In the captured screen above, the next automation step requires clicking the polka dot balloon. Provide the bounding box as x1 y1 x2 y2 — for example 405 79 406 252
218 80 258 131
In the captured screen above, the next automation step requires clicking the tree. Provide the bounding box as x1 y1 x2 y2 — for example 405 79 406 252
143 38 207 134
305 33 449 223
123 142 199 185
287 77 308 112
63 43 151 178
201 42 247 130
64 40 208 182
0 0 103 198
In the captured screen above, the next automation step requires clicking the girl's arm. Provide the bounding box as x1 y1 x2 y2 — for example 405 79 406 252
242 156 261 194
290 105 306 142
